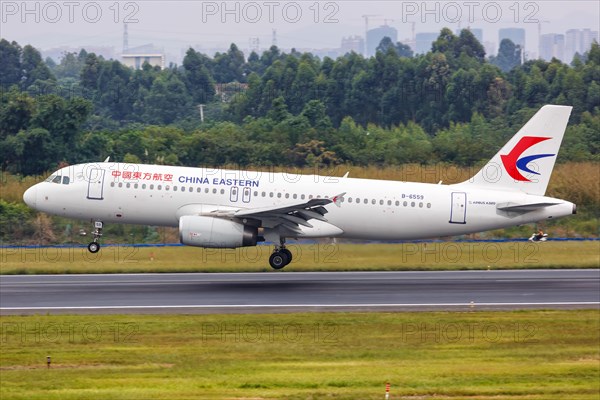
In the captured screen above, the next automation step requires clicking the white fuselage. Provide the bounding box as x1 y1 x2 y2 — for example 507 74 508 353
25 162 575 240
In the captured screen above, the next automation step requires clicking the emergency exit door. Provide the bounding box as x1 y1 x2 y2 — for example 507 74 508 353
87 168 105 200
449 192 467 224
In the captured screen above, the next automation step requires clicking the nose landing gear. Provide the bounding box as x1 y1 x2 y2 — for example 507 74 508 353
87 221 103 253
269 238 292 270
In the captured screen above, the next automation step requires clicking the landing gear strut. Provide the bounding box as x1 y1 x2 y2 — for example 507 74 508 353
87 221 103 253
269 238 292 270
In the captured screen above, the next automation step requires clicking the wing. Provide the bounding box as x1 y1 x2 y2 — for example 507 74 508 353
208 193 345 236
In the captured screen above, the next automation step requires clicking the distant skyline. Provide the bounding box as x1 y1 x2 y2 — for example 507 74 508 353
2 1 599 63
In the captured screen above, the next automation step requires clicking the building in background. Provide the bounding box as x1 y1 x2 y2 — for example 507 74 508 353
366 25 397 56
122 44 165 70
540 33 565 61
341 35 365 55
499 28 525 51
414 32 438 54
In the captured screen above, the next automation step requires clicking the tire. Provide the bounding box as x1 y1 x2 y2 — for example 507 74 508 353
88 242 100 253
269 251 289 270
280 248 292 264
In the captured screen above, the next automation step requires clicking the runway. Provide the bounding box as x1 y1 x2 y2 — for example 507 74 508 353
1 269 599 314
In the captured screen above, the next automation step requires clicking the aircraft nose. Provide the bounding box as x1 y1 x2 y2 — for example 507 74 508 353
23 185 37 208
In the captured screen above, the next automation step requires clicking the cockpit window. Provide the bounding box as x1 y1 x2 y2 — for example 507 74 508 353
62 176 70 185
52 175 62 184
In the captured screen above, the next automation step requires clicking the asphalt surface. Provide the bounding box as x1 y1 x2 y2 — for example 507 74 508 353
1 269 599 314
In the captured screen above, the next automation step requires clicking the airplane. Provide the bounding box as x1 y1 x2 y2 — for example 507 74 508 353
23 105 576 269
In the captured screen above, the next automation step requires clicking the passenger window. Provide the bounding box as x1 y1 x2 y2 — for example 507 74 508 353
301 194 306 200
411 202 415 207
142 184 147 189
403 201 408 207
395 201 399 206
157 185 161 190
127 183 131 189
427 203 431 208
277 193 282 198
110 182 115 187
364 199 368 204
118 182 123 188
174 186 178 192
372 199 376 205
285 193 289 199
387 200 391 206
149 184 154 190
189 187 193 192
220 189 225 194
165 185 170 191
62 176 70 185
348 198 353 203
293 194 297 199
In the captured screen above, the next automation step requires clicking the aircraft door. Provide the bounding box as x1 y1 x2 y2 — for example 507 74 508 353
449 192 467 224
87 168 105 200
230 186 239 202
242 187 251 203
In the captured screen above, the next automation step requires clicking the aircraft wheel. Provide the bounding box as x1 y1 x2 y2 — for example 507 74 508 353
88 242 100 253
269 251 289 270
280 248 292 264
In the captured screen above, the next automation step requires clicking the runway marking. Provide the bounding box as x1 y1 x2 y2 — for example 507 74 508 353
2 302 599 311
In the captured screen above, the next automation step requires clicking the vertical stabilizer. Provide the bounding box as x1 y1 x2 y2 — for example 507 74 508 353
462 105 572 195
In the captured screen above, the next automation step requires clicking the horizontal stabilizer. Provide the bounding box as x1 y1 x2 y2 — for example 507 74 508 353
496 202 560 212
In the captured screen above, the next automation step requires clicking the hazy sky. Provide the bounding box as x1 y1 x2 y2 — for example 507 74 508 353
2 0 599 61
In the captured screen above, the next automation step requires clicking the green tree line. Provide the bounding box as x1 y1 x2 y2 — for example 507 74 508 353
1 29 599 176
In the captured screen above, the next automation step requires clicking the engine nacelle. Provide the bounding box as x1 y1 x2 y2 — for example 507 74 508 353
179 215 258 248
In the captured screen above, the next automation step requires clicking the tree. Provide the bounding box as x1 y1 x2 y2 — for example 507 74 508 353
0 39 22 87
213 43 246 83
20 45 54 89
182 48 215 103
376 37 413 58
491 39 521 72
144 72 193 125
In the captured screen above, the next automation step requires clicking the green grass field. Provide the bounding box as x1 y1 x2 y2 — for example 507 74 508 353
1 241 598 274
1 311 598 399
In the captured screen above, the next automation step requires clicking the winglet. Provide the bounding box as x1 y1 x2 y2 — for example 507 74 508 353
342 171 349 178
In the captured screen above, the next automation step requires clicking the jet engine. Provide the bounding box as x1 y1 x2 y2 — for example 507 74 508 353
179 216 258 248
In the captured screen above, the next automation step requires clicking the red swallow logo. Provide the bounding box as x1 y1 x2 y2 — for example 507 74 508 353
501 136 555 181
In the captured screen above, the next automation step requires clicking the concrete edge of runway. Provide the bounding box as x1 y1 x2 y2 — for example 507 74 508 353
2 302 599 316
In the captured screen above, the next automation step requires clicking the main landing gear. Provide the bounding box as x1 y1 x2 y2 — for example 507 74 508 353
87 221 103 253
269 238 292 270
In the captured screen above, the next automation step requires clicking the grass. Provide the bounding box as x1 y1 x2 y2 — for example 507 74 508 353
0 241 599 274
0 311 598 399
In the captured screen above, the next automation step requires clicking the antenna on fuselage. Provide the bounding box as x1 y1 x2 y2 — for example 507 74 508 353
103 156 110 162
